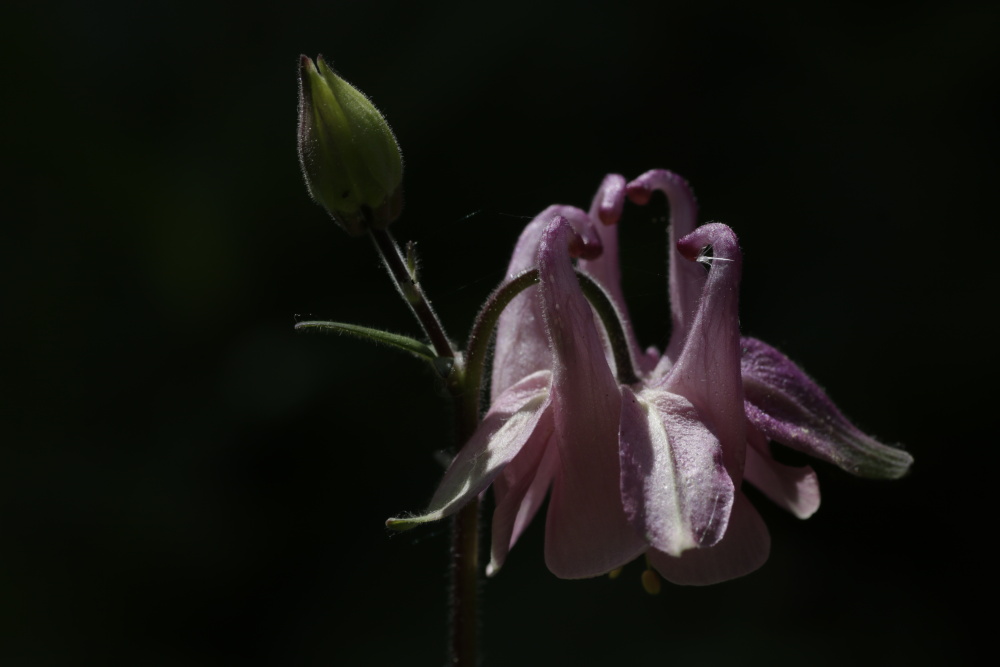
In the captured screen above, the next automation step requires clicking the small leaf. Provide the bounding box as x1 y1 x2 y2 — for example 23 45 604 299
295 320 436 361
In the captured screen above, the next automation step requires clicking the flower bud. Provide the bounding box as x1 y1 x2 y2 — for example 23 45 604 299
297 55 403 236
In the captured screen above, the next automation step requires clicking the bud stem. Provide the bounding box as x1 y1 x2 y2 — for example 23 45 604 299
370 226 478 665
369 228 456 360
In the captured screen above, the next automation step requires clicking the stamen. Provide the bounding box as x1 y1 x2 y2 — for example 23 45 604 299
696 254 734 266
641 568 662 595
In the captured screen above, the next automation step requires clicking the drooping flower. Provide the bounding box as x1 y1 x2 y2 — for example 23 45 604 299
624 170 912 494
388 170 912 585
388 212 648 578
389 206 754 580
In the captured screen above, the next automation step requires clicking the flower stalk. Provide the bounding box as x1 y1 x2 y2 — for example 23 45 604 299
462 269 540 426
449 502 479 667
369 227 456 361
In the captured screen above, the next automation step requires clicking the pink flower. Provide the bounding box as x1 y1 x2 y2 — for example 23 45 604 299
388 170 912 584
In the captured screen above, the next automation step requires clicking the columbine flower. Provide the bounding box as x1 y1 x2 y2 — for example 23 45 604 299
625 170 912 512
388 212 648 578
389 204 749 580
388 170 912 584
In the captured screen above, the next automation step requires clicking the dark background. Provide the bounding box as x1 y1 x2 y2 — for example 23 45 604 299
3 0 994 664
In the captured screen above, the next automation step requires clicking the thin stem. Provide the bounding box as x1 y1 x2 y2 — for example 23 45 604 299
448 270 545 667
446 268 545 667
369 227 456 360
577 272 640 385
364 231 635 665
449 501 479 667
444 269 514 665
368 227 475 663
462 269 542 428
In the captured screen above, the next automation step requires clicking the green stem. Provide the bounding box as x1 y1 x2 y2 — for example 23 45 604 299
576 272 640 385
460 268 639 413
446 270 549 667
369 227 456 360
449 501 479 667
462 269 542 428
450 342 484 666
368 227 476 663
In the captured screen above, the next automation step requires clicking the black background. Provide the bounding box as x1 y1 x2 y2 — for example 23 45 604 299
3 0 994 664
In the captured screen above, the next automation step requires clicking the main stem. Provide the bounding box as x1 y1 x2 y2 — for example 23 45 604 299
370 227 479 666
450 416 480 667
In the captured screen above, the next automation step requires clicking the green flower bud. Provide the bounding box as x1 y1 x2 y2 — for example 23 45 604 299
297 55 403 236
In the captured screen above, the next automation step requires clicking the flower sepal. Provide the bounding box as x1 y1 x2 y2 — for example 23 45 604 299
740 337 913 479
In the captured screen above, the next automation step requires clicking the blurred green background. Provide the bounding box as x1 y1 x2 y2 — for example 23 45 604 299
3 0 994 664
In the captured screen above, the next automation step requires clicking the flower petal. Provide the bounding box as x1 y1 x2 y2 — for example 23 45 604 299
741 337 914 479
626 169 703 360
648 492 770 586
578 175 628 319
744 425 820 519
487 410 558 576
386 371 551 529
590 173 628 226
492 205 596 398
661 223 747 483
619 386 734 556
537 216 647 578
580 174 659 375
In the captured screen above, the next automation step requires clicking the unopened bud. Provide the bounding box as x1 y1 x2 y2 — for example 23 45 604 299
297 55 403 236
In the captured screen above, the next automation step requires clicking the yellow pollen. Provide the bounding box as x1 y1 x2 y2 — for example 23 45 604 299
641 569 661 595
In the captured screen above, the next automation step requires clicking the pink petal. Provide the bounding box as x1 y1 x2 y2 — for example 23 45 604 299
488 412 559 576
741 337 914 479
661 223 747 484
578 175 627 320
386 371 551 528
744 425 821 519
648 492 770 586
579 174 658 375
619 386 734 556
590 173 628 226
625 169 703 360
537 216 646 578
492 206 595 398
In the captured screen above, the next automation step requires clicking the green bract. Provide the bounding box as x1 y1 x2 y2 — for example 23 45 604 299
298 55 403 236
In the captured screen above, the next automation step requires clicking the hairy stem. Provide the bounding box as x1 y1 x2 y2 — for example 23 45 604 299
367 236 636 666
462 268 542 428
369 227 456 360
449 500 479 666
576 272 640 385
369 227 475 663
